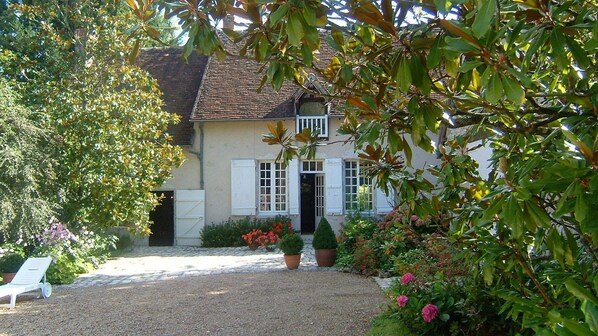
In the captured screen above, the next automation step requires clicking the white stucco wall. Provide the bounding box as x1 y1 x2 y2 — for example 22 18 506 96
198 117 356 232
157 148 201 191
196 118 441 233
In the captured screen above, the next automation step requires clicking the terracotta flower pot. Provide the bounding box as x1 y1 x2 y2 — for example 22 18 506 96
283 254 301 270
248 244 259 251
315 249 337 267
2 272 16 284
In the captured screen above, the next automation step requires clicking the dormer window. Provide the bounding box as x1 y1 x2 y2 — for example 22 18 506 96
295 91 329 138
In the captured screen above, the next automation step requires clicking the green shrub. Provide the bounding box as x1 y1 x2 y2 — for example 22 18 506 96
367 313 413 336
279 233 304 255
312 217 337 249
353 241 378 275
0 253 25 273
201 216 291 247
385 273 518 335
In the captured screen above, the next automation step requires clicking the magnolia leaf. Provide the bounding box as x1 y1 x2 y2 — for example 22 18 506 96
403 137 413 166
128 39 141 64
287 12 304 47
472 0 496 38
582 301 598 333
270 3 289 26
439 20 481 48
567 38 590 70
427 37 442 69
566 279 598 306
301 44 313 67
302 4 316 26
145 26 161 39
397 56 412 92
486 72 503 104
501 75 525 105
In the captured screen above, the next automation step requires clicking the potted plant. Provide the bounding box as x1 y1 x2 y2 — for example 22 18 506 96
257 230 279 252
312 217 338 267
242 229 263 250
279 233 304 269
0 253 26 284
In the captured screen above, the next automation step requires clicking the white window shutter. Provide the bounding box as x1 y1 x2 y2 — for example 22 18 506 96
375 184 395 214
288 159 299 215
231 159 256 215
325 158 343 215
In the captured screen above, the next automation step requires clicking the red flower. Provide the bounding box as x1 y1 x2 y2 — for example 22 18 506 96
422 304 439 323
397 295 409 308
400 273 415 285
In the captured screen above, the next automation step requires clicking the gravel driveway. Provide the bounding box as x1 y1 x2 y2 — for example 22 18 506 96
0 246 386 335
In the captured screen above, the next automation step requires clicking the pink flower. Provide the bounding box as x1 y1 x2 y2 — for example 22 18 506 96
410 215 418 221
397 295 409 308
422 304 439 323
400 272 415 285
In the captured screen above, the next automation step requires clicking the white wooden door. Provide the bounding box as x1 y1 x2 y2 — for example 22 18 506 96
175 190 205 246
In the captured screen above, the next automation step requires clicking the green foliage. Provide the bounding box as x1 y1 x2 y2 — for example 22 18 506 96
34 219 116 284
312 217 337 249
367 313 413 336
0 78 57 242
201 216 291 247
0 1 184 236
337 211 446 275
386 274 519 336
133 1 597 333
114 233 134 252
45 254 87 285
0 252 25 273
279 233 304 255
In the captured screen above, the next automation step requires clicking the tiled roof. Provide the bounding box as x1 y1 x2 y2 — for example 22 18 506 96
192 32 342 121
191 54 298 121
137 47 208 145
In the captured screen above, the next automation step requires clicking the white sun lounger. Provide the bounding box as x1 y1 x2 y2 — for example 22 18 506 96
0 256 53 309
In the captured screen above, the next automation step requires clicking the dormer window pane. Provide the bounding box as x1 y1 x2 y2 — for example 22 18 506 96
299 101 325 116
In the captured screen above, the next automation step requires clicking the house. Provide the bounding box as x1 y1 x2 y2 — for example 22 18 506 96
138 42 441 246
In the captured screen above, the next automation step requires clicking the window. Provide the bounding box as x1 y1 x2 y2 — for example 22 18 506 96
344 161 373 212
259 162 287 212
301 160 323 173
296 95 329 138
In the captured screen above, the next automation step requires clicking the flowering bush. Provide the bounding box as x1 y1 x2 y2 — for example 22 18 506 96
242 229 263 248
242 222 293 250
256 230 279 248
271 222 294 239
385 272 519 335
34 218 115 284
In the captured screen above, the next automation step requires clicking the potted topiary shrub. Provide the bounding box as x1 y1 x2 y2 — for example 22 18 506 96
0 253 26 284
312 217 338 267
279 233 304 270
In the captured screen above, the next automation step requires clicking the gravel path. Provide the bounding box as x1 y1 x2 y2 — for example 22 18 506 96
0 271 385 335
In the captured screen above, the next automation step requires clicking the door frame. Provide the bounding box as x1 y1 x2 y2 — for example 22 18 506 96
149 190 175 246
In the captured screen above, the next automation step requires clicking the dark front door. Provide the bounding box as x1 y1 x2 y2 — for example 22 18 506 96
300 174 316 233
149 191 175 246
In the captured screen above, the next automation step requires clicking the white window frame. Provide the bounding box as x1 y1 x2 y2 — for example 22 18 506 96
344 160 374 213
259 161 288 213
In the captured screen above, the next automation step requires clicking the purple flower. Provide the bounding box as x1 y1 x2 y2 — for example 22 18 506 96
400 272 415 285
397 295 409 308
410 215 418 221
422 304 439 323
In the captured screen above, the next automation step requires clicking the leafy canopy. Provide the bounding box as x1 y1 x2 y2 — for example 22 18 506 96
130 0 597 333
0 0 184 236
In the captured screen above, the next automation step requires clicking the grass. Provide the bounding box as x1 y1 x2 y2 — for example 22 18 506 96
367 314 414 336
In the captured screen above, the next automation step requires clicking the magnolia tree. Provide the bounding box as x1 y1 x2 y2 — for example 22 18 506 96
1 1 184 236
129 0 596 333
